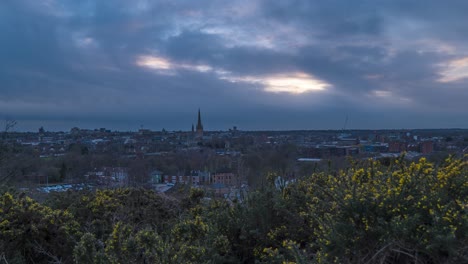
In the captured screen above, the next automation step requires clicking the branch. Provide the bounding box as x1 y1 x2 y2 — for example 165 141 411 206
0 253 9 264
364 242 392 264
4 119 16 133
33 241 63 264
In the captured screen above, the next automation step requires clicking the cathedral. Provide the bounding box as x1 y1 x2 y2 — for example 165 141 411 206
192 109 203 139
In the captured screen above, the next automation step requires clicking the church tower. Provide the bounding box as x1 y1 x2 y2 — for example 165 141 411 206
196 108 203 138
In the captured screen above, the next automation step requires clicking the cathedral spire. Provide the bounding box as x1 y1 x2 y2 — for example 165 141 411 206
196 108 203 138
196 108 203 130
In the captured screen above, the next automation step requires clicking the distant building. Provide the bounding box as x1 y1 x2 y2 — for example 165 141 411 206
162 171 210 185
191 170 210 185
196 109 204 139
163 175 195 185
389 142 406 153
102 167 129 185
139 129 151 135
149 170 163 184
211 172 238 186
70 127 80 135
305 145 359 158
420 141 434 154
362 143 388 153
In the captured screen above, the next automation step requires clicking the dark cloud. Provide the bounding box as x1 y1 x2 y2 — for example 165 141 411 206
262 0 384 37
0 0 467 131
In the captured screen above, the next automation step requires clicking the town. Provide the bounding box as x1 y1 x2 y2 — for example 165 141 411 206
3 0 468 262
2 111 468 198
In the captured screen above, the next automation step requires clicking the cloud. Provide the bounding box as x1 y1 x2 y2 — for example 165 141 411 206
222 72 330 94
438 57 468 83
1 0 468 131
136 55 213 75
135 54 329 94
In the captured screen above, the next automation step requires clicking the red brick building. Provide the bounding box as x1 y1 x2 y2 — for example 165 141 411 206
389 142 406 153
163 175 201 185
420 141 434 154
211 172 238 186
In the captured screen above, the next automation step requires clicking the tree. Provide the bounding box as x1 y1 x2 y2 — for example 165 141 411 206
2 118 16 139
0 118 17 188
59 162 67 181
0 193 81 263
73 233 106 264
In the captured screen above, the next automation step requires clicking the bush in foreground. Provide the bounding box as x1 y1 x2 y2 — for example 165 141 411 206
0 156 467 263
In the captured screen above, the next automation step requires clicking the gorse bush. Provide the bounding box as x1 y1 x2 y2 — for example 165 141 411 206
290 156 468 263
0 156 467 263
0 193 81 263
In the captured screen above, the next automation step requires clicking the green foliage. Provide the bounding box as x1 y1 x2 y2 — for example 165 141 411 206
73 233 106 264
0 192 81 263
69 188 180 240
1 157 468 263
290 156 468 263
187 156 468 263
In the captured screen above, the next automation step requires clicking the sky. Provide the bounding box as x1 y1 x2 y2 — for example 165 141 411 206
1 0 468 132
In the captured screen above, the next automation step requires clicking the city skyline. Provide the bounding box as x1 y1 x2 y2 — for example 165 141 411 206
2 1 468 132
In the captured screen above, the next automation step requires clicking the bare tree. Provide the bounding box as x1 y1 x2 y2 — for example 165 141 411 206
0 118 17 187
2 118 17 140
4 118 16 132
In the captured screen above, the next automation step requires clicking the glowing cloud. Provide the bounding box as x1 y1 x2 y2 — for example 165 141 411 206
223 72 330 94
137 55 329 94
180 64 212 72
373 90 392 98
261 73 329 94
136 56 173 70
438 57 468 83
369 90 412 104
136 55 213 74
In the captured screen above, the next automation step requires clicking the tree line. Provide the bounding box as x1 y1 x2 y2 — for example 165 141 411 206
1 156 467 263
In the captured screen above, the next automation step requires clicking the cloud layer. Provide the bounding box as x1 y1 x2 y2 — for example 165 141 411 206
1 0 468 131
